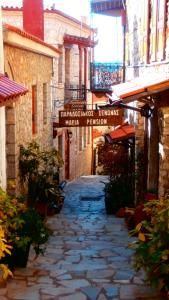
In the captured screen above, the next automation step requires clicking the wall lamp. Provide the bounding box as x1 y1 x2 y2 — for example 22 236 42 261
68 130 73 140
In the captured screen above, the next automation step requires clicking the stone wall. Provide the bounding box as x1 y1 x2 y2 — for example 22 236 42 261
158 107 169 197
43 10 93 180
125 0 169 199
2 8 93 182
69 127 92 180
4 44 53 194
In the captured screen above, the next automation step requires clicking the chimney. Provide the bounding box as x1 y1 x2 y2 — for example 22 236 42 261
23 0 44 40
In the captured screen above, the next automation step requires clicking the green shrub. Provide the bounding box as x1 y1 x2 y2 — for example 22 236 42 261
130 199 169 293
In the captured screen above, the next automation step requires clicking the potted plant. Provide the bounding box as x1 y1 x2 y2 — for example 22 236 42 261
129 198 169 297
19 141 64 216
97 141 135 214
0 188 50 269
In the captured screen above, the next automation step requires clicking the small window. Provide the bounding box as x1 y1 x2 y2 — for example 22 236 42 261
32 85 37 135
43 83 47 125
149 0 167 62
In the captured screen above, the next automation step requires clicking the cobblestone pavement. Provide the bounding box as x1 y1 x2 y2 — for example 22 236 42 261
1 176 163 300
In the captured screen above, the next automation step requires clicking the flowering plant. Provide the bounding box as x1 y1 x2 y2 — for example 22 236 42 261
130 198 169 294
0 225 13 280
0 188 28 250
0 188 50 271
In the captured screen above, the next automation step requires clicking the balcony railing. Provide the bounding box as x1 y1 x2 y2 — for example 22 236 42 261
90 62 123 91
64 84 86 102
90 0 125 15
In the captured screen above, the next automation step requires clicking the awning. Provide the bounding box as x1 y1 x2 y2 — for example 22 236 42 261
93 129 103 139
111 74 169 103
0 74 28 106
105 124 135 142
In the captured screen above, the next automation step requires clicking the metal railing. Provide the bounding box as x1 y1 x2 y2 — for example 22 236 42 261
90 0 124 14
64 84 86 102
90 62 123 91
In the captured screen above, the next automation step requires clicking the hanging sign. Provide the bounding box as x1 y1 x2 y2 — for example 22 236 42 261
64 101 86 110
58 109 123 127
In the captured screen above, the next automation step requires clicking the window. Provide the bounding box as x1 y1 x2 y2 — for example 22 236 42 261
43 83 47 125
156 0 167 60
32 85 37 135
139 0 167 64
139 0 150 64
149 0 167 62
150 0 157 62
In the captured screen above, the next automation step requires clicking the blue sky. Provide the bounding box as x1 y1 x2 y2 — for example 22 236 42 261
1 0 123 62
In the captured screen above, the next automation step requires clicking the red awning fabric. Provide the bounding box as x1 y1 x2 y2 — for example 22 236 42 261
105 124 135 142
93 129 103 139
0 74 28 106
111 74 169 102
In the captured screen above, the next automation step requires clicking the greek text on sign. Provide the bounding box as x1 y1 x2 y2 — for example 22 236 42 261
58 109 122 127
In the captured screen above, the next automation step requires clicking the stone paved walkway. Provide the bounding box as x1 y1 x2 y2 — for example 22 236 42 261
1 176 163 300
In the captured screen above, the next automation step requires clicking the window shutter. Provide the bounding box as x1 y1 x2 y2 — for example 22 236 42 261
139 0 150 64
156 0 167 61
150 0 158 62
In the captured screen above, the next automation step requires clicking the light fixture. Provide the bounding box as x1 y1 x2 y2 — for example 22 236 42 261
68 130 73 140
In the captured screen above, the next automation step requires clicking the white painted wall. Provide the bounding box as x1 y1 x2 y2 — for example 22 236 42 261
0 6 6 189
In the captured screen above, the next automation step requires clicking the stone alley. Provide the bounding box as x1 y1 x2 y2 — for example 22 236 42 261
1 176 163 300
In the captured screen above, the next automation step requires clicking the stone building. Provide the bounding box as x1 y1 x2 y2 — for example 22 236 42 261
2 0 96 182
3 23 60 194
91 0 169 199
0 7 31 192
119 0 169 199
0 7 6 190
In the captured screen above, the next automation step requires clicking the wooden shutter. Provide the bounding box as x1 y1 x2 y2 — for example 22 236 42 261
139 0 150 64
156 0 167 60
150 0 158 62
